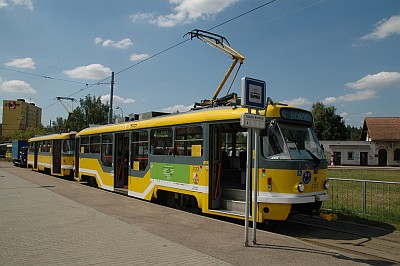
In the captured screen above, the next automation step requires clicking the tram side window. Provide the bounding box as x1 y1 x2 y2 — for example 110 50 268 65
151 128 173 155
28 142 35 152
42 140 51 152
63 139 75 153
101 134 113 167
131 130 148 171
222 131 247 157
80 136 89 153
175 126 203 156
90 135 101 154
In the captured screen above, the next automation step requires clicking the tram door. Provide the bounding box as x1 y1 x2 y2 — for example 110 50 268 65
33 142 38 170
74 138 80 179
114 133 130 189
209 125 222 209
53 140 62 174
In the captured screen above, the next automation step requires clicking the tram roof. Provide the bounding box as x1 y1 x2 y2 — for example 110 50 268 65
28 132 77 142
76 105 290 136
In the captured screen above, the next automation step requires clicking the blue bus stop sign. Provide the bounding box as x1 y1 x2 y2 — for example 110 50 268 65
241 77 266 110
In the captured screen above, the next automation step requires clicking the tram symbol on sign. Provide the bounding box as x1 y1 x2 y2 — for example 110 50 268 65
241 77 266 110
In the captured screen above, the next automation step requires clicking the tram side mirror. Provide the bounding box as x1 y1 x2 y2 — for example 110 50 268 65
269 119 277 128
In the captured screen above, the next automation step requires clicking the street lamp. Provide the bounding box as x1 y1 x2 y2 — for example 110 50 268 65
116 106 124 117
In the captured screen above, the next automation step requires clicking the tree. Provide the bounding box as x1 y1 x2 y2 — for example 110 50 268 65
52 117 67 133
65 95 109 132
311 102 347 140
7 127 47 141
346 125 362 141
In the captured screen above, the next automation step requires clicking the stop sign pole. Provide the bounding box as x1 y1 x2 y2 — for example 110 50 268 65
240 77 266 247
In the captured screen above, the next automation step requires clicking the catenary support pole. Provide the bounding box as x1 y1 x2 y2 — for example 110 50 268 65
108 72 115 124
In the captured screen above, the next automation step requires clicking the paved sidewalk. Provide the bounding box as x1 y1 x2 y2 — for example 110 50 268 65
1 162 398 265
0 168 229 265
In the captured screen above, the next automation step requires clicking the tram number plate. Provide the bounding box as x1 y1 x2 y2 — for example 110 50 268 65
310 182 318 189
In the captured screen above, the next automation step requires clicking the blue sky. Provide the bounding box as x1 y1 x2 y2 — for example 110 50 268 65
1 0 399 127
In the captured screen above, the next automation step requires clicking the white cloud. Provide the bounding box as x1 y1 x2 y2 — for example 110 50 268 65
340 112 349 119
362 15 400 40
94 37 133 49
130 53 150 62
322 96 337 104
281 97 310 107
0 0 8 8
162 104 192 113
130 12 155 23
345 72 400 90
94 37 103 44
133 0 238 28
100 94 135 105
322 90 378 104
5 57 35 69
321 71 399 105
0 0 33 9
0 79 36 94
63 64 112 80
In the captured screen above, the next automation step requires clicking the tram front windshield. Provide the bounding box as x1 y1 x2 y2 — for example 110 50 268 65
63 139 75 154
262 121 325 161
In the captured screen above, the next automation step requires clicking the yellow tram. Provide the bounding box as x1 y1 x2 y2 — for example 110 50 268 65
25 30 328 223
28 132 76 178
75 104 328 223
0 143 12 158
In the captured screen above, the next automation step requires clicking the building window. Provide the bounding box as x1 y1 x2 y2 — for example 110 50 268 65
394 149 400 161
347 152 354 160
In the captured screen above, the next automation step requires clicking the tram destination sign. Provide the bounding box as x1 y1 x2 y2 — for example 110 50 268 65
280 108 313 123
241 77 266 110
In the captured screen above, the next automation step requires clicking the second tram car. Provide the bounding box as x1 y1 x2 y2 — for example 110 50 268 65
75 104 328 223
28 132 76 178
0 143 11 158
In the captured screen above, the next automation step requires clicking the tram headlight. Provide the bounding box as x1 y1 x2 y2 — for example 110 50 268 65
324 180 330 189
297 182 305 193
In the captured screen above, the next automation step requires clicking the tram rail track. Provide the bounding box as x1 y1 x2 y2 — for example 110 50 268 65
286 217 373 239
268 214 400 264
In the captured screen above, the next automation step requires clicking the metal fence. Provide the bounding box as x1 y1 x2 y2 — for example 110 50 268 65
322 178 400 222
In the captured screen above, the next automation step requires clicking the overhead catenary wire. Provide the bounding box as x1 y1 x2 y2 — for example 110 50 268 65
0 66 89 86
77 0 327 98
115 0 277 78
43 0 280 110
3 0 327 111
